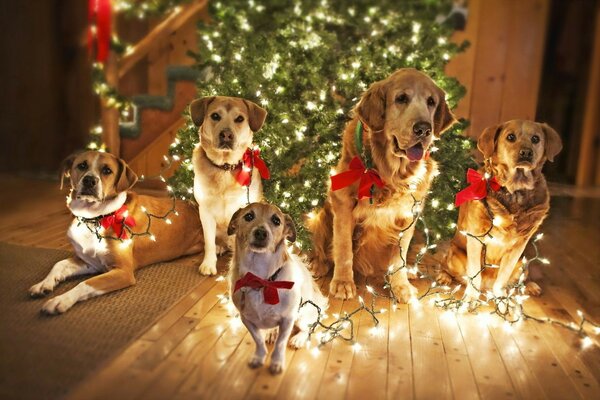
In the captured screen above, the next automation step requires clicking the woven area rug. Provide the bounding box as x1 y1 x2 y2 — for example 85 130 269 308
0 242 203 400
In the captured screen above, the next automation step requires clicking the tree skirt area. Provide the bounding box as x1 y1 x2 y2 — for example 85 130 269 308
0 242 203 400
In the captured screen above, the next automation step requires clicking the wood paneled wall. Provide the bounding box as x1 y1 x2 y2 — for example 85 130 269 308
446 0 550 141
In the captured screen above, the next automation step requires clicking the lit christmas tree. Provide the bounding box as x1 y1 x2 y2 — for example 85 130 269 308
168 0 475 248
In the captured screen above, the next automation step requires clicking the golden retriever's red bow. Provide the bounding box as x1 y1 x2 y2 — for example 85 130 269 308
100 205 136 239
331 156 385 200
455 168 501 207
234 272 294 305
236 148 270 186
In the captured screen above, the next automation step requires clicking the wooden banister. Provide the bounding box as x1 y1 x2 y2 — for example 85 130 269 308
117 0 207 79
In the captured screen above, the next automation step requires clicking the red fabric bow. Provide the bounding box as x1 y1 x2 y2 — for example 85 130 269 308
87 0 112 63
330 156 385 199
100 205 136 239
234 272 294 305
454 168 501 207
235 148 270 186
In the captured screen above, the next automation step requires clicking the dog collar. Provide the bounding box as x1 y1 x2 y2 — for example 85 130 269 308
77 204 136 240
454 168 501 207
234 271 294 305
208 147 270 187
330 121 385 201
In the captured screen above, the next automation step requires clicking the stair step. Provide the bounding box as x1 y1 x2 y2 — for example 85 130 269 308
120 65 199 139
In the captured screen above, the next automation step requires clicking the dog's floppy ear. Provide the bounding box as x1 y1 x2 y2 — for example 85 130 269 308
243 99 267 132
433 92 457 135
190 97 216 126
357 81 386 131
59 153 78 190
478 124 503 159
283 213 297 243
116 158 138 193
540 123 562 162
227 208 245 236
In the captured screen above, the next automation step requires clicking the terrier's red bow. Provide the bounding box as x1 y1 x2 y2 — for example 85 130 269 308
236 148 270 186
234 272 294 305
455 168 501 207
330 156 385 199
100 205 136 239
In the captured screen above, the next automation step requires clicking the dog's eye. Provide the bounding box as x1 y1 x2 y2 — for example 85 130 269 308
531 135 540 144
506 133 516 142
243 212 255 222
427 96 436 107
101 166 112 175
77 161 88 171
211 113 221 121
234 115 244 123
271 215 281 226
395 93 409 104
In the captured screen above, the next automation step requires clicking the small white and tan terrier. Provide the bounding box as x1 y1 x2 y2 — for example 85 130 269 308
227 203 328 374
190 96 268 276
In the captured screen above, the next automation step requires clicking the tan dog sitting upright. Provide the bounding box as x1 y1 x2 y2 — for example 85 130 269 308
190 96 268 276
439 120 562 300
309 68 457 301
228 203 328 374
29 151 203 314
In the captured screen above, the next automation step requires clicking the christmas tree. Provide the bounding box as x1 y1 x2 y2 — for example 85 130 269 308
169 0 475 248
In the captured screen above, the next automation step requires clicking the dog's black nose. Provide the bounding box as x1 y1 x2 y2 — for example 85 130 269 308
519 148 533 160
219 129 234 144
253 228 268 242
413 121 432 137
82 175 97 188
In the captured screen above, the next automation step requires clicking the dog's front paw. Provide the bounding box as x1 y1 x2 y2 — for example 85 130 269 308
198 260 217 276
29 280 55 298
525 281 542 296
393 282 418 304
289 331 309 349
248 354 265 369
41 294 75 315
269 361 284 375
329 278 356 299
436 271 453 287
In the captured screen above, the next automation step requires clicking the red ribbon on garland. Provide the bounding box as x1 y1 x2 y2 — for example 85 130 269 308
454 168 501 207
88 0 112 63
330 156 385 200
100 204 136 239
234 272 295 305
235 148 270 186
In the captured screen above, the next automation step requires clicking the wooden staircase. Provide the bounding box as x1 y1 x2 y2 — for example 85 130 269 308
99 0 208 179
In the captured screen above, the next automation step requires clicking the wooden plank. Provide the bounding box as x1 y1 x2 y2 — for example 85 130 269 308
438 311 480 400
576 2 600 186
500 0 550 122
387 303 414 400
468 0 512 141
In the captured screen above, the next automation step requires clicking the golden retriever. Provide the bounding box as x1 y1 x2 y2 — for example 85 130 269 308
439 120 562 300
309 68 457 301
190 96 267 276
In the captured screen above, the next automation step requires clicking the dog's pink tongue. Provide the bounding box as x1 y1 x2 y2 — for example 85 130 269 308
407 144 424 161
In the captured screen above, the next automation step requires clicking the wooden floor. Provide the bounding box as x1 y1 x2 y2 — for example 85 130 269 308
2 174 600 400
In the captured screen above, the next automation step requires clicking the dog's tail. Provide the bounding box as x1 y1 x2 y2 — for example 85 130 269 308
305 203 334 277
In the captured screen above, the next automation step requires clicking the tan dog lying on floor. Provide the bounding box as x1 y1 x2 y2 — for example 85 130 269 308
439 120 562 300
29 151 203 314
309 68 457 301
190 96 268 276
228 203 328 375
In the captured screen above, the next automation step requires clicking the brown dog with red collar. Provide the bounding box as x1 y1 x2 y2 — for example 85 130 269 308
29 151 203 314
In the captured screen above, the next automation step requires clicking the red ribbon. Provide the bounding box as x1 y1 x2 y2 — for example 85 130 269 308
88 0 112 63
234 272 294 305
454 168 501 207
330 156 385 199
100 205 136 239
235 148 270 186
